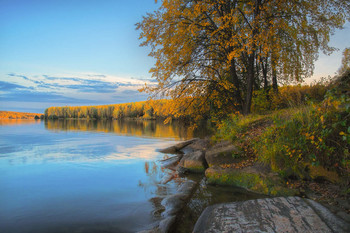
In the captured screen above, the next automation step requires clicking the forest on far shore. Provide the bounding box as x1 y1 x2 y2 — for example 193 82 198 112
0 111 43 119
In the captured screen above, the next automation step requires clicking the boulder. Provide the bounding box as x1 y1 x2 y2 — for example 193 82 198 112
161 193 188 217
139 180 197 233
160 173 176 184
138 216 177 233
159 155 183 169
181 138 210 154
179 150 207 173
205 141 241 167
193 196 350 233
177 180 196 195
161 180 197 217
158 138 199 154
205 164 298 196
158 216 176 233
176 166 190 176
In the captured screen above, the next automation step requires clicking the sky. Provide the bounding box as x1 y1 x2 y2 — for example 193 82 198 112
0 0 349 113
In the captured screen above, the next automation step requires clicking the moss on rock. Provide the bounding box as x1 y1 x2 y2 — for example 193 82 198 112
180 150 207 173
205 166 298 196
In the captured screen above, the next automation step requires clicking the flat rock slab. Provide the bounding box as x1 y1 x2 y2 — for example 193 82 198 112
194 196 349 233
181 138 210 154
158 138 199 154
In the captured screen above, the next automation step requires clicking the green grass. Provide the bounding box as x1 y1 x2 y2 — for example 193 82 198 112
215 95 350 181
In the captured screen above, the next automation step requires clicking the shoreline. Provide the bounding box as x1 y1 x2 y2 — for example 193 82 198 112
156 138 350 232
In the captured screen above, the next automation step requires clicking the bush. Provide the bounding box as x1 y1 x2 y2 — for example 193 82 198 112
215 113 268 142
253 93 349 178
251 83 328 113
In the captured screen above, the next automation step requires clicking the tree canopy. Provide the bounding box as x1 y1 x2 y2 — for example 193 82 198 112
137 0 349 116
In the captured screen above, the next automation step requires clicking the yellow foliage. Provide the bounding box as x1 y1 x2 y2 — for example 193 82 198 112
44 99 199 121
0 111 43 119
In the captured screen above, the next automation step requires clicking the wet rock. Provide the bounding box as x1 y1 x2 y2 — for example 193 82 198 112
137 229 158 233
179 150 207 173
160 173 175 184
139 216 177 233
205 141 241 167
161 193 188 217
205 164 298 196
177 180 196 195
181 138 210 154
176 166 189 176
158 138 199 154
159 155 183 169
158 216 176 233
194 196 350 233
149 197 165 217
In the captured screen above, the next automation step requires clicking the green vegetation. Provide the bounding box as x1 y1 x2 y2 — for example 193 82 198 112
206 167 297 196
215 70 350 183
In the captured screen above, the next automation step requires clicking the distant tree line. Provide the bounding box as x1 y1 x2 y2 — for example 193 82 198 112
45 83 329 121
44 100 191 120
0 111 43 119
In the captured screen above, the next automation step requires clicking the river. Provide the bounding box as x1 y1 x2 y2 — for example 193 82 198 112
0 119 263 233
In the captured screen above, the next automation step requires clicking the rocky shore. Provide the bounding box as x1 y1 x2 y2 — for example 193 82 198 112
142 138 350 233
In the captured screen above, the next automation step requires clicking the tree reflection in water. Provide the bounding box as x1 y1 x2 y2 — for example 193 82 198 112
44 119 201 140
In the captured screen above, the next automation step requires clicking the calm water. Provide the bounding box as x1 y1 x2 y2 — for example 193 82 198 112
0 119 203 233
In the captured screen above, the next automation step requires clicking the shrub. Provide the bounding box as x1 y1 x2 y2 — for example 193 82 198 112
253 93 349 178
251 83 328 113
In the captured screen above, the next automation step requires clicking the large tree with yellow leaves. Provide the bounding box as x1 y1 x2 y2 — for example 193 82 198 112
137 0 349 116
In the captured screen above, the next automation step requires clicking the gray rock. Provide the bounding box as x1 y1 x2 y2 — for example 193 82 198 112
158 138 199 154
177 179 196 195
158 216 176 233
193 196 350 233
205 141 241 167
179 150 207 173
139 216 177 233
161 193 187 217
176 166 189 176
160 173 175 184
137 228 160 233
159 155 182 168
181 138 210 154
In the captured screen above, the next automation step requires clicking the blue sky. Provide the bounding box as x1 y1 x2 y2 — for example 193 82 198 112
0 0 349 113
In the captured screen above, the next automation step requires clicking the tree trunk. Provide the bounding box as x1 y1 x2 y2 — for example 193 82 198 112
272 68 278 93
230 59 243 112
243 53 255 115
262 57 268 90
271 54 278 93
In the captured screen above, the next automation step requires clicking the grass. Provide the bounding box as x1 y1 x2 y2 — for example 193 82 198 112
215 90 350 182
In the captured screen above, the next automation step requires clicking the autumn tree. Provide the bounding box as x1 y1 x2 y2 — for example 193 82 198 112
137 0 350 115
338 47 350 75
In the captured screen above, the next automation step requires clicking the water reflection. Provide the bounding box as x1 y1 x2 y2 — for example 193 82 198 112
0 119 41 126
44 119 199 140
0 120 185 233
